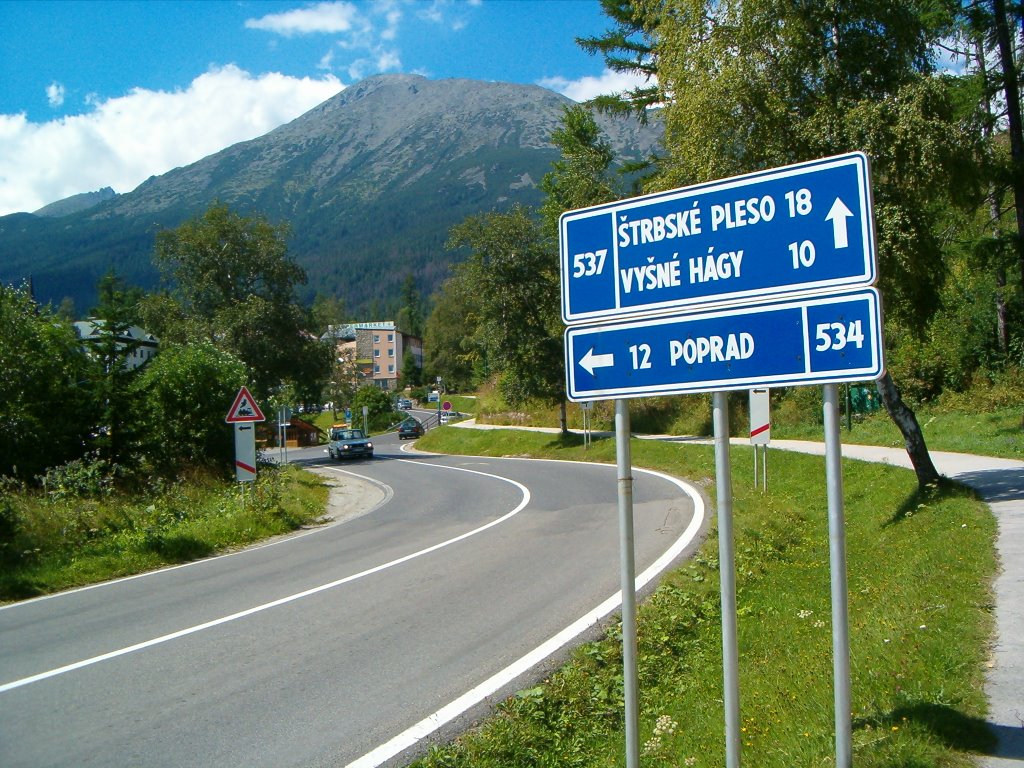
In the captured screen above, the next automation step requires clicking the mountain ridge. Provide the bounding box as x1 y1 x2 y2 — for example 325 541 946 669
0 74 663 314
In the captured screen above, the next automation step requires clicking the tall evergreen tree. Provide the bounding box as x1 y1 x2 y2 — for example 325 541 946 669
88 271 147 465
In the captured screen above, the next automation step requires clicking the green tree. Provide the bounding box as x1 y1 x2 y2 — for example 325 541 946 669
396 274 424 338
540 105 620 238
423 276 484 393
539 105 622 430
151 202 331 400
447 205 564 417
399 347 422 389
350 385 394 431
0 285 98 480
130 342 247 473
577 0 662 122
309 293 347 336
638 0 967 486
947 0 1024 359
87 271 148 465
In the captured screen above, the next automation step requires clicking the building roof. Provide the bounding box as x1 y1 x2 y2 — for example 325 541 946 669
321 321 400 343
73 319 158 345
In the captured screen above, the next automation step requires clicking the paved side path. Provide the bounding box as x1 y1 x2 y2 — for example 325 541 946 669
454 420 1024 761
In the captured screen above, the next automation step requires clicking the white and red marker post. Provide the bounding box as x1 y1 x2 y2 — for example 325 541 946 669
749 388 770 491
225 386 266 482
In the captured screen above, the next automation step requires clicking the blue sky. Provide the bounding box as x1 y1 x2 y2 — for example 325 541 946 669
0 0 641 215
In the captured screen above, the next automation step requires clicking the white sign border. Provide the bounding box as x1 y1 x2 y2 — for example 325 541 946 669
560 152 876 325
565 288 884 402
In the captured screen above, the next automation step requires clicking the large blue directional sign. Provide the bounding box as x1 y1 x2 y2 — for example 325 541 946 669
560 152 876 324
565 289 883 401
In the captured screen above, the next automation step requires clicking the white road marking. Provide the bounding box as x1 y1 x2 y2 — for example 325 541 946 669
0 460 529 694
346 461 706 768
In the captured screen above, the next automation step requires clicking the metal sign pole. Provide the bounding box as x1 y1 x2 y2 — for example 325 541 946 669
823 384 852 768
614 399 640 768
713 391 742 768
753 445 759 489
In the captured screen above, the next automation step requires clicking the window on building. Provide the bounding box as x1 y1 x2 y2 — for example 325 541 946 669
388 347 394 357
388 333 394 342
374 364 380 373
374 334 380 343
374 349 380 357
388 364 395 373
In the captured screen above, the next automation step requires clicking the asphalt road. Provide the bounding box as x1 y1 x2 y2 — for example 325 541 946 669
0 431 704 767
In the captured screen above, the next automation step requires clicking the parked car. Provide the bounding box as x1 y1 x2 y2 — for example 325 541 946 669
397 418 425 440
328 427 374 459
398 398 412 410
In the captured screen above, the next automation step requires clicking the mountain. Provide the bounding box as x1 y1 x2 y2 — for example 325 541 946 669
33 187 118 218
0 74 662 315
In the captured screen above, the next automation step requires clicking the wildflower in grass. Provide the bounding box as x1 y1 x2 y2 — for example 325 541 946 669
653 714 677 736
797 609 813 619
642 735 662 756
685 758 697 767
642 715 678 757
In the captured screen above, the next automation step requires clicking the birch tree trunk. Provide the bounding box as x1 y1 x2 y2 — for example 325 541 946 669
875 372 941 488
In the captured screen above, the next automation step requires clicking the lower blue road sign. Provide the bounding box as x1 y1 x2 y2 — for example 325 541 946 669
565 288 884 401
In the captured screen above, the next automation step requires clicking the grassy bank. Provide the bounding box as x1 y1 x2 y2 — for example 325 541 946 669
776 407 1024 460
409 427 997 767
0 464 328 601
468 379 1024 461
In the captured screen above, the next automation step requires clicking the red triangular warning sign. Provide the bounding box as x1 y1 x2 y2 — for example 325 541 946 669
225 386 266 423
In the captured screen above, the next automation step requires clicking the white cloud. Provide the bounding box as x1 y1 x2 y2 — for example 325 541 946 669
245 1 363 36
46 82 66 108
318 49 336 70
538 68 656 104
415 0 469 31
0 65 342 216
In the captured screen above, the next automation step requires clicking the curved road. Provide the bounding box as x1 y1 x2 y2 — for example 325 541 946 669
0 432 705 767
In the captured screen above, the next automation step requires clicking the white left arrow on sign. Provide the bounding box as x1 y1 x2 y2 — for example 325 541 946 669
825 198 853 249
580 348 614 375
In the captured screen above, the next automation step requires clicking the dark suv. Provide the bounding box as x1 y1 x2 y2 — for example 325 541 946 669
397 418 425 440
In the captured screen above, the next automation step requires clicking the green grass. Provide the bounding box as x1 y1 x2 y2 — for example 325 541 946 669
410 427 997 768
0 464 328 601
471 386 1024 462
776 407 1024 460
441 395 478 415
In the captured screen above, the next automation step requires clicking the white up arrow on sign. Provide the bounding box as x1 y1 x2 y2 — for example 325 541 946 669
580 348 614 375
826 198 853 249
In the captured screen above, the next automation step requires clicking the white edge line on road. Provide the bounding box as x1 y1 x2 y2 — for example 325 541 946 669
0 465 391 613
0 461 529 695
345 462 706 768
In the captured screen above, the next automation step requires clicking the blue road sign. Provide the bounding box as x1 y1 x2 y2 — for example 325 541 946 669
565 288 883 401
560 152 876 325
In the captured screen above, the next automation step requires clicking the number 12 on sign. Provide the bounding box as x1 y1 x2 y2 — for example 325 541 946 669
565 288 884 401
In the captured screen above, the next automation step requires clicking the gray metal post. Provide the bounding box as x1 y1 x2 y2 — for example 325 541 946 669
713 391 741 768
823 384 852 768
614 399 640 768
